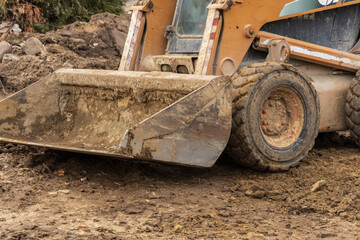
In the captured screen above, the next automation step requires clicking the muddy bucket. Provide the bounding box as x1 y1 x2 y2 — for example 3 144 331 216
0 69 232 167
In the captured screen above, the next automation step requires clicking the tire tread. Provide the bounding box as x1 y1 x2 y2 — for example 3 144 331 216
346 72 360 146
227 62 319 172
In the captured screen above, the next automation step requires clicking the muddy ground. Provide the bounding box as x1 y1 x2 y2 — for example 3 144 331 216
0 12 360 240
0 133 359 239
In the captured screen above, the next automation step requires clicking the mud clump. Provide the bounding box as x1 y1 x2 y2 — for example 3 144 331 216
0 12 130 95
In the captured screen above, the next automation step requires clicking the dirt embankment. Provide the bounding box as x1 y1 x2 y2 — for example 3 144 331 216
0 12 130 96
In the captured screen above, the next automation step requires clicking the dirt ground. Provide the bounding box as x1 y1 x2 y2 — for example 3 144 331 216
0 12 360 240
0 133 359 240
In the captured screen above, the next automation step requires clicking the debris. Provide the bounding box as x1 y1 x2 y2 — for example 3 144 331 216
58 190 71 194
41 163 52 174
148 192 165 199
54 169 65 176
125 205 143 214
252 190 266 199
108 27 127 53
173 224 183 233
62 60 74 68
0 12 130 95
114 182 122 186
245 190 253 196
339 212 348 217
245 189 266 198
2 54 20 63
0 22 22 40
245 232 266 239
219 210 230 217
0 41 12 63
21 37 47 56
311 180 327 192
0 22 22 34
46 44 67 54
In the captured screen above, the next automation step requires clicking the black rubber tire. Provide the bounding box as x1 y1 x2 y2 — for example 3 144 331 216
227 62 320 172
345 71 360 145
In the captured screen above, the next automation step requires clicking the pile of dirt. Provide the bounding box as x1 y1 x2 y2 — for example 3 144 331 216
0 12 130 95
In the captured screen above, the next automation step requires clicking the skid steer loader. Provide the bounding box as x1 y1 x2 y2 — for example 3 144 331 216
1 0 360 171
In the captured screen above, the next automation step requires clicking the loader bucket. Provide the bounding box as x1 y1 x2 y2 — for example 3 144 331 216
0 69 232 167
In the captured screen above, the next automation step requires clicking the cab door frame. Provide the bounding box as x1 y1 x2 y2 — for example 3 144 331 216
166 0 210 54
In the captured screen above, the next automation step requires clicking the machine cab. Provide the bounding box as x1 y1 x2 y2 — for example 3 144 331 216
150 0 213 74
166 0 212 54
120 0 222 75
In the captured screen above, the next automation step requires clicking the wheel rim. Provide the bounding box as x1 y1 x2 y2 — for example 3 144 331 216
259 87 304 148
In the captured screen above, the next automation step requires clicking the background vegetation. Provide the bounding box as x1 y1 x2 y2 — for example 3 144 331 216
0 0 125 32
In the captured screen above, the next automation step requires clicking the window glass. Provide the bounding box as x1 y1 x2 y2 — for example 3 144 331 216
177 0 212 36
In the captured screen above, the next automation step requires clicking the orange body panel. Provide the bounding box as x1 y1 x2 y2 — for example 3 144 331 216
136 0 177 70
122 0 360 75
212 0 360 75
255 31 360 72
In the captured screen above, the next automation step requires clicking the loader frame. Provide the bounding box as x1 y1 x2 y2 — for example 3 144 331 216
121 0 360 75
1 0 360 169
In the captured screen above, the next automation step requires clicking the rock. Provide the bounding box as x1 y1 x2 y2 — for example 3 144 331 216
253 190 266 198
148 192 165 199
58 189 70 194
219 210 230 217
311 180 327 192
69 38 87 50
143 226 152 232
45 36 58 44
173 224 183 233
22 37 47 56
245 189 266 198
2 54 20 63
59 29 74 37
46 44 66 54
339 212 348 217
320 233 338 238
0 41 12 62
108 27 127 53
245 190 253 196
23 224 38 230
267 190 282 196
245 232 265 239
62 60 74 68
0 22 21 34
124 205 143 214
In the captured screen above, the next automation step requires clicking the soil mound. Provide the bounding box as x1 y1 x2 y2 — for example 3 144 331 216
0 12 130 95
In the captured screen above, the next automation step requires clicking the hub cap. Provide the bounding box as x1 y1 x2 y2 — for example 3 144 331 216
259 88 304 148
